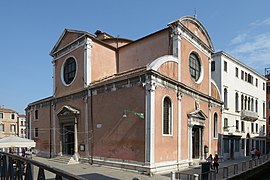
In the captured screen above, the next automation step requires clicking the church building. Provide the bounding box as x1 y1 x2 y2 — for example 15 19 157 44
26 16 222 174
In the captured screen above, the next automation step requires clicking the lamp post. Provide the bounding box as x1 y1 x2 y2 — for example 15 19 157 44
123 110 144 119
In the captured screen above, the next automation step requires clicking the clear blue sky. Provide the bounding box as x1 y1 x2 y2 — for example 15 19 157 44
1 1 270 114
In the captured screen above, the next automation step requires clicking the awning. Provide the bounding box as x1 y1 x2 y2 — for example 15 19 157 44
0 136 36 148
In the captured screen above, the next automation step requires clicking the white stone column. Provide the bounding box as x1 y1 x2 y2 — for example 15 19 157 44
84 38 93 87
145 78 156 168
74 116 79 161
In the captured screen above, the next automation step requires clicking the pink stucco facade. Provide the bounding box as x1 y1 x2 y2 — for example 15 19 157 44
26 16 222 174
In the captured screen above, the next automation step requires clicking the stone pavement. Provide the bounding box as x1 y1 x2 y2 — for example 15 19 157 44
32 156 255 180
32 156 171 180
175 156 255 179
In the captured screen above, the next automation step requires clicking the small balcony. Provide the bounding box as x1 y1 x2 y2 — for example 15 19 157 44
241 110 258 122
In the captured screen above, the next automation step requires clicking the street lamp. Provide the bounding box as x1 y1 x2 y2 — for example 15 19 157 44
123 110 144 119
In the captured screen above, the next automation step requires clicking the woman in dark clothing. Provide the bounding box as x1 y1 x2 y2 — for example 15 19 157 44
213 154 219 173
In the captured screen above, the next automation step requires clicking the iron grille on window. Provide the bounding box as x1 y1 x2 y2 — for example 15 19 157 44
163 97 171 135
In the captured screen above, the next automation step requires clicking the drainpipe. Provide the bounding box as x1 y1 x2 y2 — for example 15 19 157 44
90 89 94 165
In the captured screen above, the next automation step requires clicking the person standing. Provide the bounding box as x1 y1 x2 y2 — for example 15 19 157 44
213 154 219 173
207 154 213 169
255 149 261 159
251 148 255 160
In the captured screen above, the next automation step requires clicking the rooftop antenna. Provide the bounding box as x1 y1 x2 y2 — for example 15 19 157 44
194 8 197 18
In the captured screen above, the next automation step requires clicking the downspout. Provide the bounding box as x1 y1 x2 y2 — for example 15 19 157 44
90 89 94 165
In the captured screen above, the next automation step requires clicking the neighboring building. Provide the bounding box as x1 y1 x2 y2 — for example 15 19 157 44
26 16 222 174
18 115 26 138
0 106 19 138
212 51 267 160
265 68 270 153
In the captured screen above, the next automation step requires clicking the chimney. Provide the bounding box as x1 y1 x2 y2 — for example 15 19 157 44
94 30 114 40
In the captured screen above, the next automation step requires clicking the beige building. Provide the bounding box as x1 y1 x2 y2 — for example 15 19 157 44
26 16 222 174
0 106 19 138
18 115 26 138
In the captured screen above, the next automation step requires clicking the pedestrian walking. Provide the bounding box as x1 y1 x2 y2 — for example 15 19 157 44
213 154 219 173
255 149 261 159
207 154 213 169
251 147 255 160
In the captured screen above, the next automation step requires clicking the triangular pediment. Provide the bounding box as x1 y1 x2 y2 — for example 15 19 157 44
188 109 207 120
57 105 80 117
50 29 94 56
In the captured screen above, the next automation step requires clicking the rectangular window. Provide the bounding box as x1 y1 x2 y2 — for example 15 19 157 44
21 121 23 126
235 139 240 152
241 121 245 132
35 110 39 119
267 85 270 93
224 118 228 128
248 74 253 84
263 83 265 91
34 128 39 138
224 61 227 72
241 71 244 80
251 123 254 132
256 123 258 133
245 72 247 81
256 79 258 87
224 139 229 153
10 125 16 133
235 67 238 77
263 125 265 135
0 124 4 132
11 114 15 119
236 120 239 130
0 113 3 119
211 61 215 71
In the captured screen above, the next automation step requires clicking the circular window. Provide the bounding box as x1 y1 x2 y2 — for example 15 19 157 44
63 57 77 85
189 53 201 81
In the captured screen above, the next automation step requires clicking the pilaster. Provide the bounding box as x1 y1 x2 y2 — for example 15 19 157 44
171 26 182 82
84 38 93 87
177 90 183 164
145 78 156 168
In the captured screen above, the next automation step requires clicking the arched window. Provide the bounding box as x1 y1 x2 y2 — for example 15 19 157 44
214 113 218 138
224 88 228 109
241 95 244 110
163 97 172 135
248 97 250 110
251 98 254 111
235 93 239 111
255 100 258 112
244 96 247 110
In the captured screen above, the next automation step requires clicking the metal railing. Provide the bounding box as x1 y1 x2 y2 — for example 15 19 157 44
0 152 86 180
172 154 270 180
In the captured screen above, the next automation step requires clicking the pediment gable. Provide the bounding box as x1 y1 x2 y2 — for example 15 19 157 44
57 105 80 117
188 109 207 120
50 29 94 56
